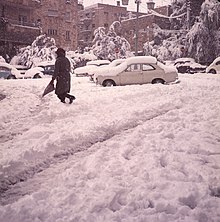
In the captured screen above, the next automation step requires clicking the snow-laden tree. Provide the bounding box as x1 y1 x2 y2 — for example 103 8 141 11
170 0 187 29
187 0 220 64
11 34 57 68
143 24 187 61
92 21 132 61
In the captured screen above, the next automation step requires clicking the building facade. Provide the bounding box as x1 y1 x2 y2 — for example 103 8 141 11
0 0 79 60
78 1 172 52
34 0 78 51
78 3 128 49
0 0 40 60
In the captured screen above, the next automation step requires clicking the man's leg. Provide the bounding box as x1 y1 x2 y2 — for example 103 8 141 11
57 93 66 103
66 94 75 104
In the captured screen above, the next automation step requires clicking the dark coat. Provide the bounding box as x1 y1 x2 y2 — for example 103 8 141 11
53 53 71 95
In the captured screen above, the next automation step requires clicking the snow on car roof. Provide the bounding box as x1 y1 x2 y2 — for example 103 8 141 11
125 56 157 65
86 60 110 66
36 60 56 67
175 58 195 63
212 56 220 64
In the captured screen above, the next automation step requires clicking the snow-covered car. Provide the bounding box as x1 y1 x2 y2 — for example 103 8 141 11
88 59 126 82
95 56 179 87
0 62 23 79
23 61 55 79
74 60 110 77
206 57 220 74
13 65 29 75
24 67 45 79
174 58 206 74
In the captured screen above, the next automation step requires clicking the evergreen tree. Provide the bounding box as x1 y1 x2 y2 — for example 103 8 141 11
12 34 57 68
187 0 220 64
92 21 132 60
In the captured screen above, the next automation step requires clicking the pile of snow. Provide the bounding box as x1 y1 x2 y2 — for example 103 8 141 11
0 73 219 221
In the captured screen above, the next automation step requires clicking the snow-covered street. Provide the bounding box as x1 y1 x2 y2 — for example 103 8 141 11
0 74 220 222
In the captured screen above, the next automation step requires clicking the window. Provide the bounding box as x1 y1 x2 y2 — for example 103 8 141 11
126 64 141 72
104 23 108 28
66 31 70 40
65 12 71 21
92 24 95 28
143 64 154 71
19 15 27 25
104 11 109 20
48 29 57 35
48 10 58 17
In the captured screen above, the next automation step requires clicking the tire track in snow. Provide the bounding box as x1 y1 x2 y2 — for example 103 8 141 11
0 103 181 205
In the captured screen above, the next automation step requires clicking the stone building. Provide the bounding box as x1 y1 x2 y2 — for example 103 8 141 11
34 0 78 51
78 1 172 52
121 2 172 52
0 0 79 60
78 3 128 49
0 0 40 60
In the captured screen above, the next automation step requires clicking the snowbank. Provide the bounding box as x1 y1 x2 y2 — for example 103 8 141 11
0 73 219 221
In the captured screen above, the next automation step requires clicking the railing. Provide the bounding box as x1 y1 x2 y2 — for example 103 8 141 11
7 18 40 28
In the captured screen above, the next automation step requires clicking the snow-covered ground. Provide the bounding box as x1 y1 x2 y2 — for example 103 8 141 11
0 74 220 222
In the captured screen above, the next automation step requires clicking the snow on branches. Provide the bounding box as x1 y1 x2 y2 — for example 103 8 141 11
13 34 57 68
92 21 132 61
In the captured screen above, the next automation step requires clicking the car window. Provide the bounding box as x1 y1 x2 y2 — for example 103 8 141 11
0 66 11 72
142 64 155 71
126 64 141 72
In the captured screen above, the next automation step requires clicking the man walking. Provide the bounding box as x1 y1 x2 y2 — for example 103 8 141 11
52 48 75 104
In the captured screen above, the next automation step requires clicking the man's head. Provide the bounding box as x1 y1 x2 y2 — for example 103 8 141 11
55 48 65 57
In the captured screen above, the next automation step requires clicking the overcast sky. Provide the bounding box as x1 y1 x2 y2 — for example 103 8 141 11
82 0 172 12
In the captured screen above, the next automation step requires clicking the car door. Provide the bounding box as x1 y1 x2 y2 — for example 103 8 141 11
142 64 162 83
119 64 143 85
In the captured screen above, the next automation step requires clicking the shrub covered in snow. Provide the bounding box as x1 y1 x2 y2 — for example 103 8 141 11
11 34 57 68
92 21 133 61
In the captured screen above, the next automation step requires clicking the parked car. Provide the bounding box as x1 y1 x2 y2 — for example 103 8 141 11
206 57 220 74
174 58 206 74
89 59 126 81
13 65 29 75
95 56 179 87
23 61 55 78
74 60 110 77
0 62 23 79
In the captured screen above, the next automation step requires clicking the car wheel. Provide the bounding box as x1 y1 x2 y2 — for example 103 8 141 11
152 78 165 84
103 79 116 87
33 73 42 78
208 69 217 74
7 75 16 79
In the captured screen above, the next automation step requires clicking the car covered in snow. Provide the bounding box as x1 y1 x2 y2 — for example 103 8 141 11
89 59 126 82
206 57 220 74
74 60 110 77
95 56 179 87
23 60 55 78
174 58 207 74
0 62 23 79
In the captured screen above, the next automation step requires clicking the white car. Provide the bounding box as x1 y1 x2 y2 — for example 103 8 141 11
89 59 126 81
95 56 179 87
24 67 45 79
206 57 220 74
74 60 110 77
0 62 23 79
23 60 55 79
